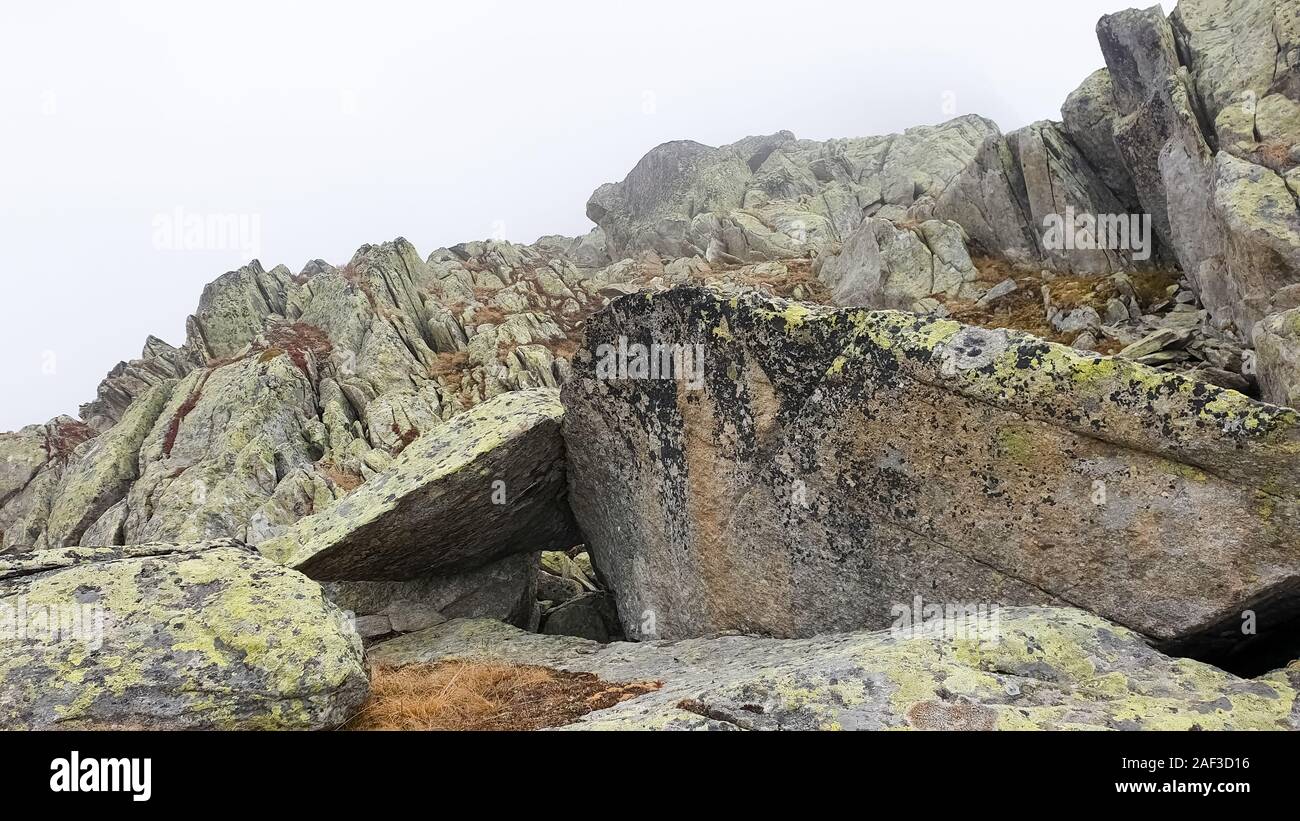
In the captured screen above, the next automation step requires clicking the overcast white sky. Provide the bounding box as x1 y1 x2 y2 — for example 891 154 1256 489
0 0 1174 432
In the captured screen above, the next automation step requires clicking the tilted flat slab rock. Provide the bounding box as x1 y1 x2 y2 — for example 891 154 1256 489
259 388 580 580
0 539 367 729
369 607 1300 730
561 285 1300 663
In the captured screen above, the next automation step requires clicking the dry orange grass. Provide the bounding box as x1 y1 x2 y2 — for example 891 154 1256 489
945 257 1181 352
318 460 365 493
1257 139 1296 172
347 661 660 731
429 350 470 383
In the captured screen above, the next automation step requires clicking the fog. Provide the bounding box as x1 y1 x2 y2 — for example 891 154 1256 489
0 0 1174 431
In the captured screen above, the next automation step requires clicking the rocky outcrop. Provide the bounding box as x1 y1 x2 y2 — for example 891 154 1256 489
45 383 173 548
1171 0 1300 132
370 607 1300 730
0 426 55 512
816 218 980 310
933 120 1147 274
1061 69 1141 210
259 389 579 580
185 261 297 361
120 345 327 546
586 117 1000 263
0 226 838 556
562 285 1300 668
1 0 1299 735
79 336 198 432
0 540 367 729
1095 1 1300 351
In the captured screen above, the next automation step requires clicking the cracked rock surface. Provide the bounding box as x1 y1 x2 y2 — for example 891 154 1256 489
368 608 1300 731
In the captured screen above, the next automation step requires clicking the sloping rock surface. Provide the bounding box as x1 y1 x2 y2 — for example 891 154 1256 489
259 389 579 580
369 608 1300 731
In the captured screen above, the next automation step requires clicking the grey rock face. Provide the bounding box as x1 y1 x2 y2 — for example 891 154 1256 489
259 389 579 580
1094 0 1300 348
933 133 1042 267
321 551 540 632
541 592 621 643
1061 69 1140 209
1254 308 1300 408
934 121 1144 273
587 139 755 259
537 569 585 605
562 286 1300 660
0 426 55 514
817 218 980 309
0 540 367 729
79 336 198 432
45 383 173 548
368 609 1300 731
185 261 297 361
1171 0 1300 129
1015 121 1142 273
587 117 999 263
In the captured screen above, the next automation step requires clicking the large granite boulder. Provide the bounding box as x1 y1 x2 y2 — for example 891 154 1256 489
1254 307 1300 408
369 607 1300 731
562 285 1300 670
259 388 580 580
0 540 367 729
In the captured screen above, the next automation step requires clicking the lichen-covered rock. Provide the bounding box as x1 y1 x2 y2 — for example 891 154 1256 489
185 261 297 361
586 117 998 262
368 607 1299 731
1092 1 1300 337
3 227 805 555
562 285 1300 666
817 218 980 309
0 539 367 729
1170 0 1300 129
1254 308 1300 408
259 389 580 580
0 426 53 512
45 383 173 548
120 350 327 545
